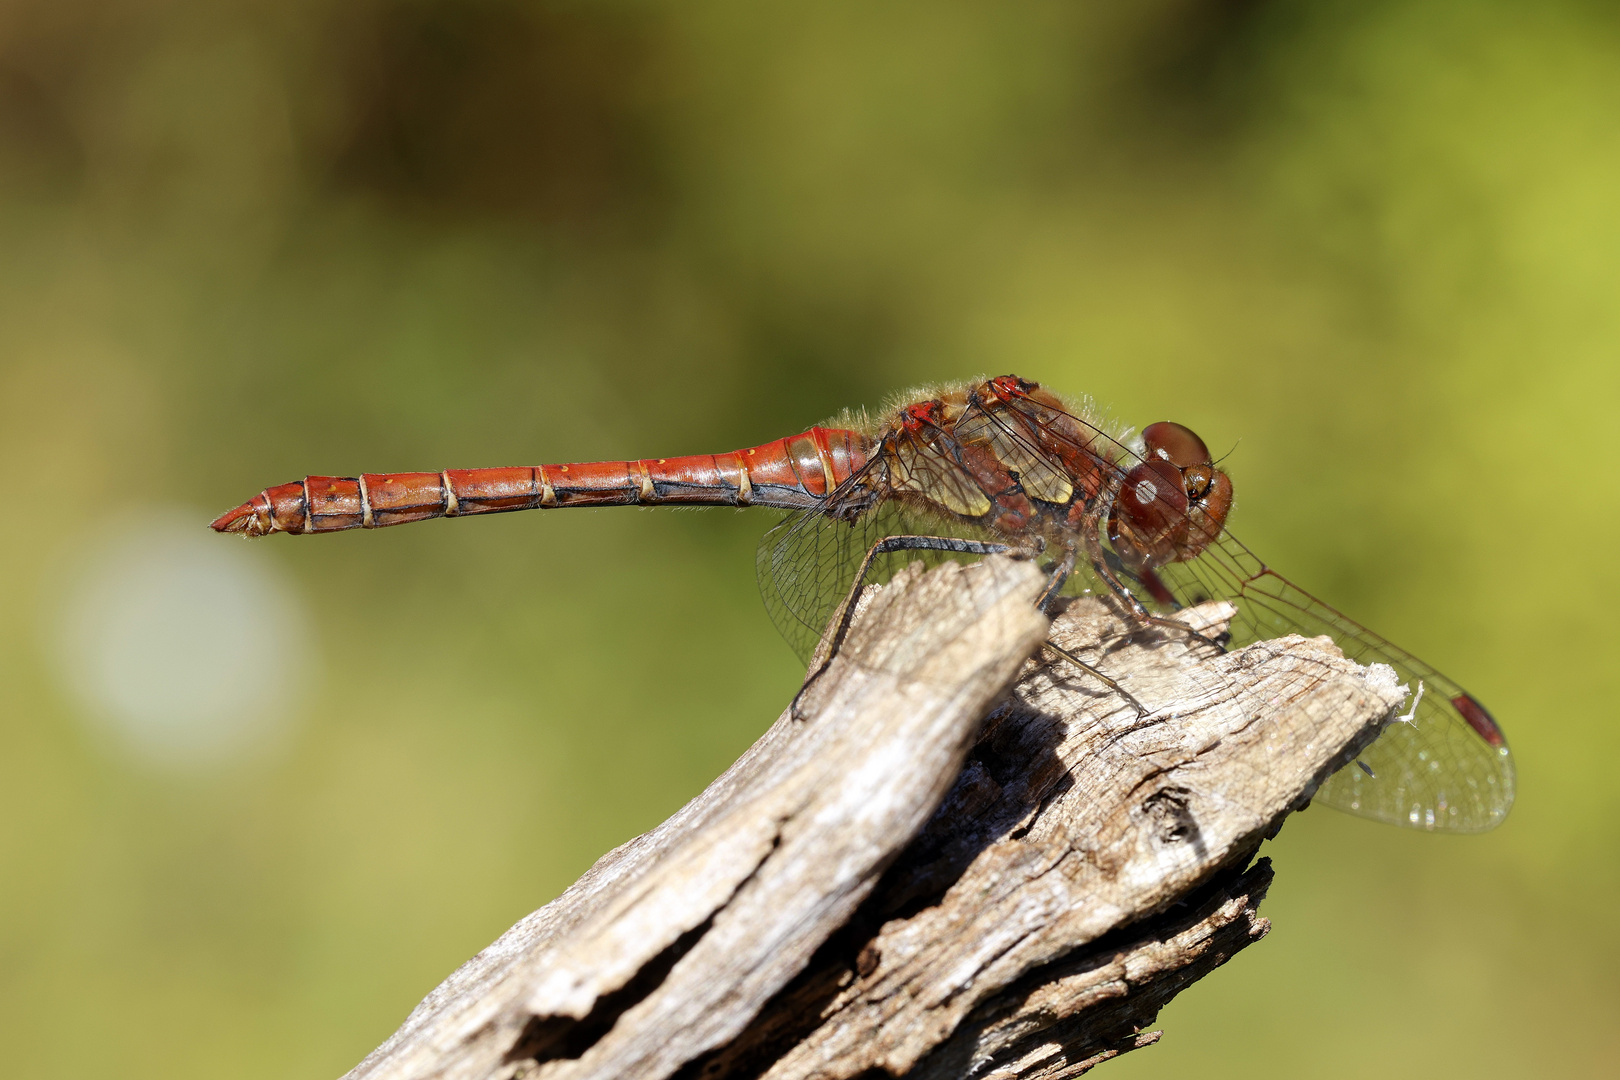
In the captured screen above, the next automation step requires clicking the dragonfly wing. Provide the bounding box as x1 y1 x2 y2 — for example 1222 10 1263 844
757 507 872 664
756 500 1005 664
952 408 1076 504
888 438 993 517
759 416 1028 662
760 379 1513 833
1143 533 1515 832
990 385 1514 833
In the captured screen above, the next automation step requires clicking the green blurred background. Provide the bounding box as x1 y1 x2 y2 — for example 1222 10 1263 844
1 0 1614 1075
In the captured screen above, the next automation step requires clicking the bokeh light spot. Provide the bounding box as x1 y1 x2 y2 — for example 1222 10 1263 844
47 510 311 770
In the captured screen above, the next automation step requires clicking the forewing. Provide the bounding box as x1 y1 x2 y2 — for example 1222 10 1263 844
952 408 1075 504
1143 534 1515 832
758 381 1513 832
983 385 1513 832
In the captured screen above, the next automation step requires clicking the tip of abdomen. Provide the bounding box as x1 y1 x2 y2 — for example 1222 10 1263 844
210 482 305 536
210 500 265 535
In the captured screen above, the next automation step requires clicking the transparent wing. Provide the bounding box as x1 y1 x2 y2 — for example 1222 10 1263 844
758 380 1513 833
1141 533 1514 832
758 409 1036 661
951 408 1077 504
982 386 1515 832
756 499 1004 663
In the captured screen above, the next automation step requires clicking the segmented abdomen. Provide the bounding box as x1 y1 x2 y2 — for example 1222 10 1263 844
211 427 871 536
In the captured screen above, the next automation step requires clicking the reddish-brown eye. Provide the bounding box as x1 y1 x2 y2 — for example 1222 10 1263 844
1121 460 1188 521
1142 422 1212 469
1109 459 1190 567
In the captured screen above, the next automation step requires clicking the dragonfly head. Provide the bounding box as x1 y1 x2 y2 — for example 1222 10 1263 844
1108 421 1233 569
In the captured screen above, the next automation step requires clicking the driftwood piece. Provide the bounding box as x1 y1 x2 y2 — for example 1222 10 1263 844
343 556 1405 1080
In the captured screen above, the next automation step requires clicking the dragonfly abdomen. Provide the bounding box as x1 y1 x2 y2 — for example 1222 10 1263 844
210 426 872 536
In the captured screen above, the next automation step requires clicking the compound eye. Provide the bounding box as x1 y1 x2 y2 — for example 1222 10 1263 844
1142 422 1212 469
1119 459 1189 531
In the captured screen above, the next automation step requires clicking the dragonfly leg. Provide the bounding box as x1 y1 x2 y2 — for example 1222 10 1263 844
1035 544 1078 612
829 532 1017 655
1040 639 1148 717
793 533 1020 717
1080 531 1225 654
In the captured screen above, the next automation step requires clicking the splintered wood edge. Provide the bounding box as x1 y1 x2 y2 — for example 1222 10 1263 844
343 559 1400 1080
342 556 1050 1080
699 595 1402 1080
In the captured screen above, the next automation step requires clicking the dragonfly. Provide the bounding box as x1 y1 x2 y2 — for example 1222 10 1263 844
212 374 1513 833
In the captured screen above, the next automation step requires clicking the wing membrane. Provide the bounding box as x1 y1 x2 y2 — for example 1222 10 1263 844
1141 533 1514 832
953 409 1075 503
889 437 992 517
990 387 1514 832
757 500 1000 662
757 380 1514 833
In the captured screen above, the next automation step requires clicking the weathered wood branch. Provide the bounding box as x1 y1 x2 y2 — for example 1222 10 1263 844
343 556 1404 1080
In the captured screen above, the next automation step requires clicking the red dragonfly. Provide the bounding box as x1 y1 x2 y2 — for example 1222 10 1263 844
213 374 1513 832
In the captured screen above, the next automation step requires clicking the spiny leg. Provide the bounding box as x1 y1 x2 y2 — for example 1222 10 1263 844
1035 543 1077 612
1040 639 1148 716
797 532 1158 722
1031 543 1149 710
794 534 1018 716
1082 533 1226 654
814 533 1017 666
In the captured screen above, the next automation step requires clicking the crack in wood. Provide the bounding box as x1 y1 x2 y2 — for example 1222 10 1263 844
340 556 1402 1080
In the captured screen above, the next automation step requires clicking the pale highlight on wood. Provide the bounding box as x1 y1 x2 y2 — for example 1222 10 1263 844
342 556 1404 1080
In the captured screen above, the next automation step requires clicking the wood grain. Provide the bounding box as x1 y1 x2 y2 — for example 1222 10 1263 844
342 555 1404 1080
